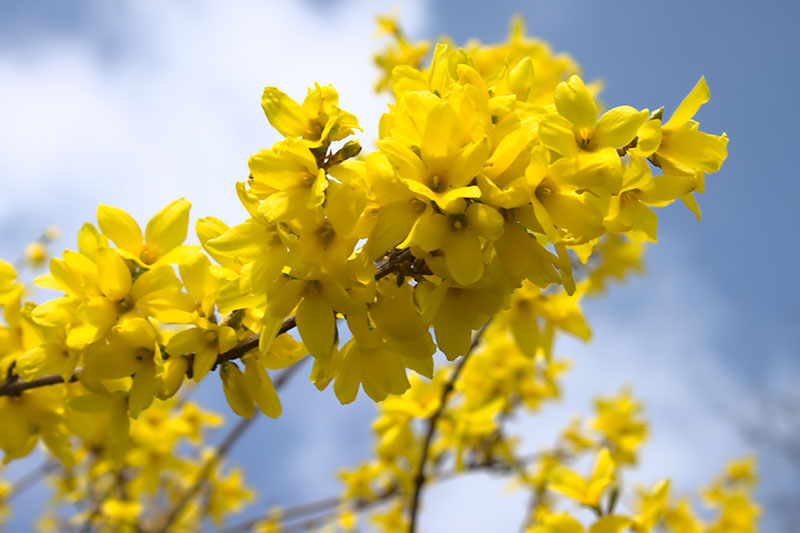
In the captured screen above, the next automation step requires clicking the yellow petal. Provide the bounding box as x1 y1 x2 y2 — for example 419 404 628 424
128 361 159 418
638 174 697 207
541 192 605 244
434 291 473 359
658 128 728 173
436 186 481 214
333 341 360 404
261 86 309 138
589 516 633 533
539 114 579 157
450 137 490 187
630 120 663 157
96 248 132 301
97 204 143 254
77 222 109 260
421 102 462 165
555 75 597 128
549 149 623 194
144 198 191 257
218 326 239 353
160 356 188 399
407 211 448 252
548 466 589 504
193 346 218 383
0 259 16 286
296 293 335 359
364 201 420 261
179 254 215 309
243 358 282 418
593 106 649 149
108 396 131 462
207 219 270 260
445 231 484 286
664 76 709 128
510 313 540 358
377 139 426 183
541 513 585 533
466 203 504 240
220 362 255 418
261 333 306 370
681 192 702 221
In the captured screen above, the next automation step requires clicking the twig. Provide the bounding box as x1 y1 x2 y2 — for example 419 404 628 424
407 320 491 533
5 460 60 501
153 361 305 533
0 248 414 398
223 450 548 532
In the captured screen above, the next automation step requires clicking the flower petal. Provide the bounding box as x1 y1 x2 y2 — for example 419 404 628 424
555 75 597 128
97 205 143 254
593 106 649 149
144 198 191 257
664 76 709 128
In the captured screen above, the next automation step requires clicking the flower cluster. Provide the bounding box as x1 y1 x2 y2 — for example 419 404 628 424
0 12 750 533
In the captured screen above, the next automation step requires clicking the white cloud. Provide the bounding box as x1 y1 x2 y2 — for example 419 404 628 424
0 0 428 252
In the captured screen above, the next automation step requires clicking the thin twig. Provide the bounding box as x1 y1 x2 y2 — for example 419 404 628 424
0 248 414 398
407 320 491 533
153 361 306 533
223 488 396 533
224 450 548 533
5 460 60 501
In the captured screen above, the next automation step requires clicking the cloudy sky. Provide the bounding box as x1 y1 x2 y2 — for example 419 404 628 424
1 1 798 531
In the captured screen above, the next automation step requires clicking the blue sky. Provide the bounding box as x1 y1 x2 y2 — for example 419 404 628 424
0 1 798 531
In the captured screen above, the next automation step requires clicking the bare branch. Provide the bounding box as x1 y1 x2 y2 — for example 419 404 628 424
407 320 491 533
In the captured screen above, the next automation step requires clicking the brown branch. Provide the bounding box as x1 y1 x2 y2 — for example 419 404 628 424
407 320 491 533
0 373 78 397
0 248 414 398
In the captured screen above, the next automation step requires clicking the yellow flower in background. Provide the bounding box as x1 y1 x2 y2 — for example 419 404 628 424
527 513 632 533
548 447 616 507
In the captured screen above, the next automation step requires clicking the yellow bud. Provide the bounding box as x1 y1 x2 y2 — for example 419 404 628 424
24 242 47 267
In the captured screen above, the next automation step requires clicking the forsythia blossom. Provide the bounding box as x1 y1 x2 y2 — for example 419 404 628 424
0 12 753 533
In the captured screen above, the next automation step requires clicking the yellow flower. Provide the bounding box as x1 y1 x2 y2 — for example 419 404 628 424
246 138 328 225
634 480 670 533
590 388 648 465
261 84 360 147
548 447 616 507
373 14 430 92
24 241 48 267
541 75 649 155
655 77 728 175
403 202 503 286
82 316 164 418
377 95 488 214
96 198 199 267
166 320 238 382
604 156 698 242
332 315 412 404
527 512 632 533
